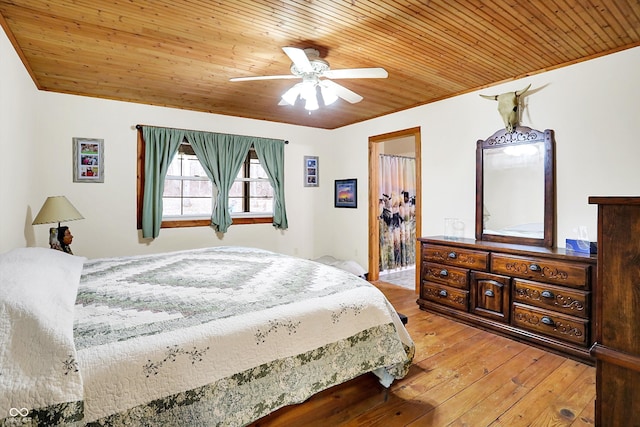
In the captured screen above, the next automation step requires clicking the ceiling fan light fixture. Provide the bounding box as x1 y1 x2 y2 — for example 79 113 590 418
300 80 317 100
233 46 387 111
320 83 338 106
304 93 319 111
281 84 301 106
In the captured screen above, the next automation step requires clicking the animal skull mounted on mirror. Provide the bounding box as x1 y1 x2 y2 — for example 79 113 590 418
480 84 531 133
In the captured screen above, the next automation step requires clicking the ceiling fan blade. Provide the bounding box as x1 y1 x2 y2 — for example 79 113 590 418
282 47 313 73
321 80 363 104
323 67 388 79
229 75 298 82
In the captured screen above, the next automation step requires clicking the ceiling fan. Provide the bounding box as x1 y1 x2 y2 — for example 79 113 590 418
229 47 388 111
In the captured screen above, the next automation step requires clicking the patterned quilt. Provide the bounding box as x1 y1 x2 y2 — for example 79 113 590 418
0 246 414 427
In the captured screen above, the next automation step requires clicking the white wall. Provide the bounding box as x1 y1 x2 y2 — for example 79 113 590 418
28 92 339 259
0 25 40 250
327 46 640 267
2 21 639 268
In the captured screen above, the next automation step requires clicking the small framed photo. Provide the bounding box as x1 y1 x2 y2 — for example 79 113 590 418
334 178 357 208
73 137 104 183
304 155 319 187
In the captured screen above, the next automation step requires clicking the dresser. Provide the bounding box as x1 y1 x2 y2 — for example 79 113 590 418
417 236 597 363
589 197 640 426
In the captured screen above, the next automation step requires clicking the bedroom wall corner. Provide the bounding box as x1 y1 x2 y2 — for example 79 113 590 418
0 25 40 253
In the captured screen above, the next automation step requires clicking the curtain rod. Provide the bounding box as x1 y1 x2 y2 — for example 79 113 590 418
135 124 288 144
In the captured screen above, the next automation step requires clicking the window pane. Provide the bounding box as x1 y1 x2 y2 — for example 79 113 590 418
166 158 183 176
229 181 244 197
228 197 243 213
250 198 273 212
183 179 212 196
164 153 213 218
163 198 182 216
250 181 273 197
182 197 212 215
250 161 268 179
163 179 182 197
185 157 206 177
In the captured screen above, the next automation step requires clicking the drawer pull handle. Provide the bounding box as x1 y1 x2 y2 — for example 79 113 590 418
541 316 555 326
529 264 541 272
484 290 494 297
439 269 449 277
438 289 448 297
448 252 457 259
541 290 554 298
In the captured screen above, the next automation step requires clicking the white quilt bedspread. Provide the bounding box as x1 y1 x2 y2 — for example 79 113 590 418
76 246 413 426
1 246 413 427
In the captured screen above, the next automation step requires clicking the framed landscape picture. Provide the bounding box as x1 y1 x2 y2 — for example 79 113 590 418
73 137 104 183
334 178 357 208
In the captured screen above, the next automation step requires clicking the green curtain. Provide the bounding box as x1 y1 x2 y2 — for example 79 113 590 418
141 126 185 238
253 138 288 230
186 131 253 233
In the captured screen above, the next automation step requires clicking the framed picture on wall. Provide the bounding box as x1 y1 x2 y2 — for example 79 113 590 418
304 155 319 187
73 137 104 183
334 178 357 208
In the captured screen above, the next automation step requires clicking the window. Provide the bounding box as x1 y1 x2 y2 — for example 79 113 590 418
162 144 273 220
137 126 287 236
137 139 273 230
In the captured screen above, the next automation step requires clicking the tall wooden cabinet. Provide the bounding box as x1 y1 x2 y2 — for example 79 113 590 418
589 197 640 426
417 236 597 363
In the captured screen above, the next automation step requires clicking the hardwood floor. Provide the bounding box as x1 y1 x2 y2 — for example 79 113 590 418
250 281 596 427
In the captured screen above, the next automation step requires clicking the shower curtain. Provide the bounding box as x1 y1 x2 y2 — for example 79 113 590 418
378 155 416 272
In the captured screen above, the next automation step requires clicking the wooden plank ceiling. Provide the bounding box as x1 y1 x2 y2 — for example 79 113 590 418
0 0 638 129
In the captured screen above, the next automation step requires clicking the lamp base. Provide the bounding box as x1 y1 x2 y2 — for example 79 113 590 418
48 227 74 255
49 227 59 249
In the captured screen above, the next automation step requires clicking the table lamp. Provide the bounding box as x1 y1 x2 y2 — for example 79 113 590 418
32 196 84 253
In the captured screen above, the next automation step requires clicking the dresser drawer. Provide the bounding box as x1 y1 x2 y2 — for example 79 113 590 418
491 254 591 289
471 272 510 323
421 262 469 290
512 303 588 346
513 279 590 319
421 281 469 311
422 244 489 271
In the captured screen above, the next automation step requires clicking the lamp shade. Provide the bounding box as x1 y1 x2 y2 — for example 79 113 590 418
32 196 84 225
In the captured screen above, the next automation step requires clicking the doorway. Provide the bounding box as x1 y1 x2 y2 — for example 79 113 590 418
368 127 422 293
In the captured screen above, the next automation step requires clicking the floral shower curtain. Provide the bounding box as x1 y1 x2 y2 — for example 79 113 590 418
378 155 417 272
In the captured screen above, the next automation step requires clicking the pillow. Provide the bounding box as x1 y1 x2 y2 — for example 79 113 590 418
313 255 367 277
0 247 86 424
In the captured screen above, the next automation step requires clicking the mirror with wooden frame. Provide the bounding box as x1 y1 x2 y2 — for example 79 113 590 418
475 126 555 248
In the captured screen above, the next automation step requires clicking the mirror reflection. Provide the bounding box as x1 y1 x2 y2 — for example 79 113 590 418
475 127 555 248
483 142 545 239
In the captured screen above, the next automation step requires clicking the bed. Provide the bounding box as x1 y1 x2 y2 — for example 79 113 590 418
0 246 414 426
